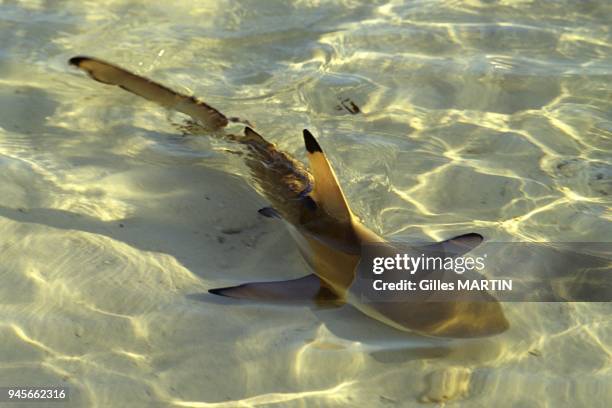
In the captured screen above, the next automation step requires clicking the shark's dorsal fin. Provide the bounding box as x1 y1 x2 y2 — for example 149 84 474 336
303 129 352 222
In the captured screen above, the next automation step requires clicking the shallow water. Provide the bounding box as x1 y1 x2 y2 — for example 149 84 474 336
1 0 611 406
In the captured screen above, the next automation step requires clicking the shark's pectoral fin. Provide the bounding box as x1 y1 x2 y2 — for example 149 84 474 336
209 274 341 306
440 232 483 256
420 232 484 257
303 129 352 222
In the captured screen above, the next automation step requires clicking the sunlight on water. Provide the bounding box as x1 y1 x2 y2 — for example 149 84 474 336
0 0 610 406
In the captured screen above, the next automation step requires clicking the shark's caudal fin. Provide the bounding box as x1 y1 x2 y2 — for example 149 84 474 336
69 56 229 130
208 274 339 305
303 129 352 222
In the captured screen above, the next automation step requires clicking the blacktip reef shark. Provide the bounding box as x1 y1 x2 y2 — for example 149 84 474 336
69 56 509 338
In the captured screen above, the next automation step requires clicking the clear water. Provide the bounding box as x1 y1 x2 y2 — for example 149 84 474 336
0 0 611 406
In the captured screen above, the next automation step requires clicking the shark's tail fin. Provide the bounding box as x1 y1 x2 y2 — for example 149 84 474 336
302 129 353 222
69 56 229 130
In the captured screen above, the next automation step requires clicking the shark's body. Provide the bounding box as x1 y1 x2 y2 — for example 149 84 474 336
69 56 508 338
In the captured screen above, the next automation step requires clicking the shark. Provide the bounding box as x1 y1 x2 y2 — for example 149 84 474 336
68 56 509 338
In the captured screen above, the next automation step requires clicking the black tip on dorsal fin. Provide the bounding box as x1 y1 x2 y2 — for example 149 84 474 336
303 129 323 153
301 129 352 221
